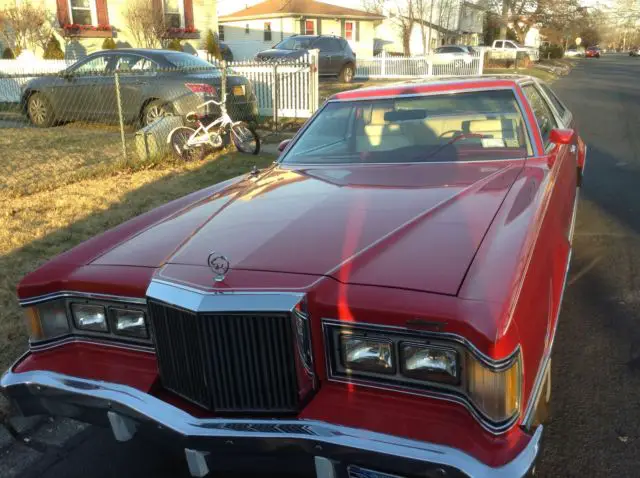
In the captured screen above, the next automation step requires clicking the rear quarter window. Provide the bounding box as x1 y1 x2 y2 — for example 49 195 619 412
522 84 558 147
539 83 567 118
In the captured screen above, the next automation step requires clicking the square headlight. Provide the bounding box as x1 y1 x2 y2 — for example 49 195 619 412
110 308 148 339
400 343 459 384
71 303 108 332
340 334 394 374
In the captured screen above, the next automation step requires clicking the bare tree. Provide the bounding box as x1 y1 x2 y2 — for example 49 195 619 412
362 0 416 55
414 0 430 53
1 2 52 53
125 0 165 48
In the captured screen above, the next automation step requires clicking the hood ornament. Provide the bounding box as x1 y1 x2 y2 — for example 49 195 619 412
208 252 230 282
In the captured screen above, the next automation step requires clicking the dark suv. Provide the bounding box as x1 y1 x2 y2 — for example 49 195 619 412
255 35 356 83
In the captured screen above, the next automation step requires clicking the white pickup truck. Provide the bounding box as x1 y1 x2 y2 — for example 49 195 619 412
490 40 539 61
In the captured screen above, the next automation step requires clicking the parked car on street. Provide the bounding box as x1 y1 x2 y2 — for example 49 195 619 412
490 39 539 61
1 75 585 478
585 46 601 58
255 34 356 83
432 45 475 66
565 48 583 58
22 49 258 128
629 47 640 56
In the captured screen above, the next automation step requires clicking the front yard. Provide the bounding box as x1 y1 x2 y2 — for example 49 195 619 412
0 127 275 416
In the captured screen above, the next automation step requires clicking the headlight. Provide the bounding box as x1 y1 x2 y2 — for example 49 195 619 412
325 321 522 429
340 335 394 374
23 299 70 341
466 354 521 423
401 344 459 384
71 303 108 332
110 308 148 338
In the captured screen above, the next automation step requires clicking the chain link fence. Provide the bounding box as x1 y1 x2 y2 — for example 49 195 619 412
0 53 318 179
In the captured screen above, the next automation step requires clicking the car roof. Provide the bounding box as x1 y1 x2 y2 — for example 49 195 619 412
89 48 190 58
331 75 536 101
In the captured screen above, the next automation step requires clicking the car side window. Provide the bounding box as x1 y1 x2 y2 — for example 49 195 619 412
329 39 342 51
522 84 558 147
505 42 517 49
73 55 109 74
112 55 157 73
539 83 567 118
495 41 503 48
315 38 340 52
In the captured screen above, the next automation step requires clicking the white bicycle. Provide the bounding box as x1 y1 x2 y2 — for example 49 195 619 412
167 98 260 161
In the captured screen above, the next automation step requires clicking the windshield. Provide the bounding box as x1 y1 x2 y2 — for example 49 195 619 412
275 37 313 50
163 52 219 71
281 90 532 164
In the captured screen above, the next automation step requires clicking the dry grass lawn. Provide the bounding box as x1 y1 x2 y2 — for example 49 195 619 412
0 126 275 415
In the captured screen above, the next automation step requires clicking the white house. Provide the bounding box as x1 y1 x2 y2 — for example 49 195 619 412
218 0 384 60
368 0 485 56
524 26 542 48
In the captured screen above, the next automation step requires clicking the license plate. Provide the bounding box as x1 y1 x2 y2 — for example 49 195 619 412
347 466 405 478
233 85 245 96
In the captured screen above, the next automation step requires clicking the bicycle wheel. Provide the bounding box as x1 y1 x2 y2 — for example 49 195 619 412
231 122 260 155
169 127 205 161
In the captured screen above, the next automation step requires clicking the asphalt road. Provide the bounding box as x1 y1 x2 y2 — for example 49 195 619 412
7 54 640 478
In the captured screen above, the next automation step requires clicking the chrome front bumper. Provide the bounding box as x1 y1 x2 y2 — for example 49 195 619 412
1 369 542 478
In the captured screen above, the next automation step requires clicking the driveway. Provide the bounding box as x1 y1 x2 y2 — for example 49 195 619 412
3 54 640 477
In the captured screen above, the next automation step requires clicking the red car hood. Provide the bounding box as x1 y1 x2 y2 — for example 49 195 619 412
92 162 524 295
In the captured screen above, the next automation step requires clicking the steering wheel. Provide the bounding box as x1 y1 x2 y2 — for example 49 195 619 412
439 129 463 139
439 130 486 144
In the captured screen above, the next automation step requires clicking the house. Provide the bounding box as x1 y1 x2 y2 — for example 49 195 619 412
457 1 484 46
524 26 542 49
0 0 218 58
218 0 384 60
372 0 486 56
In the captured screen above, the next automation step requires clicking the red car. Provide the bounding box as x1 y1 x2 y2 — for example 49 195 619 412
2 76 586 478
586 47 601 58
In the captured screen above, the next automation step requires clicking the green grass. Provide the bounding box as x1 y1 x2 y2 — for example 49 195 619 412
0 126 275 417
483 67 558 82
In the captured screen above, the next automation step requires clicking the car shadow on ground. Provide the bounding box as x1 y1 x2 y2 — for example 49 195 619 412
536 143 640 476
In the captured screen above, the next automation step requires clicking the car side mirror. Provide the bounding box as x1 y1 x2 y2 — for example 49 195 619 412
549 128 575 145
278 139 291 154
547 128 576 168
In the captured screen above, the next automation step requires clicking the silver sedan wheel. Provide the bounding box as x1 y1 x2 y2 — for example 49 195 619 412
144 104 169 126
342 66 354 83
28 96 48 125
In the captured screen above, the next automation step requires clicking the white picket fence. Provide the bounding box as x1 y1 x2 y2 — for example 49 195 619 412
227 51 319 119
355 50 485 79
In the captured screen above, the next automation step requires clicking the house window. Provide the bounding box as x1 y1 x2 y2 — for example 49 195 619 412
264 22 272 41
68 0 96 25
218 25 225 41
305 20 315 35
345 21 354 41
245 24 250 34
164 0 183 28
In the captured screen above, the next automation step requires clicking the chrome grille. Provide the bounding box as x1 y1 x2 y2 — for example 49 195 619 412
148 300 300 413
